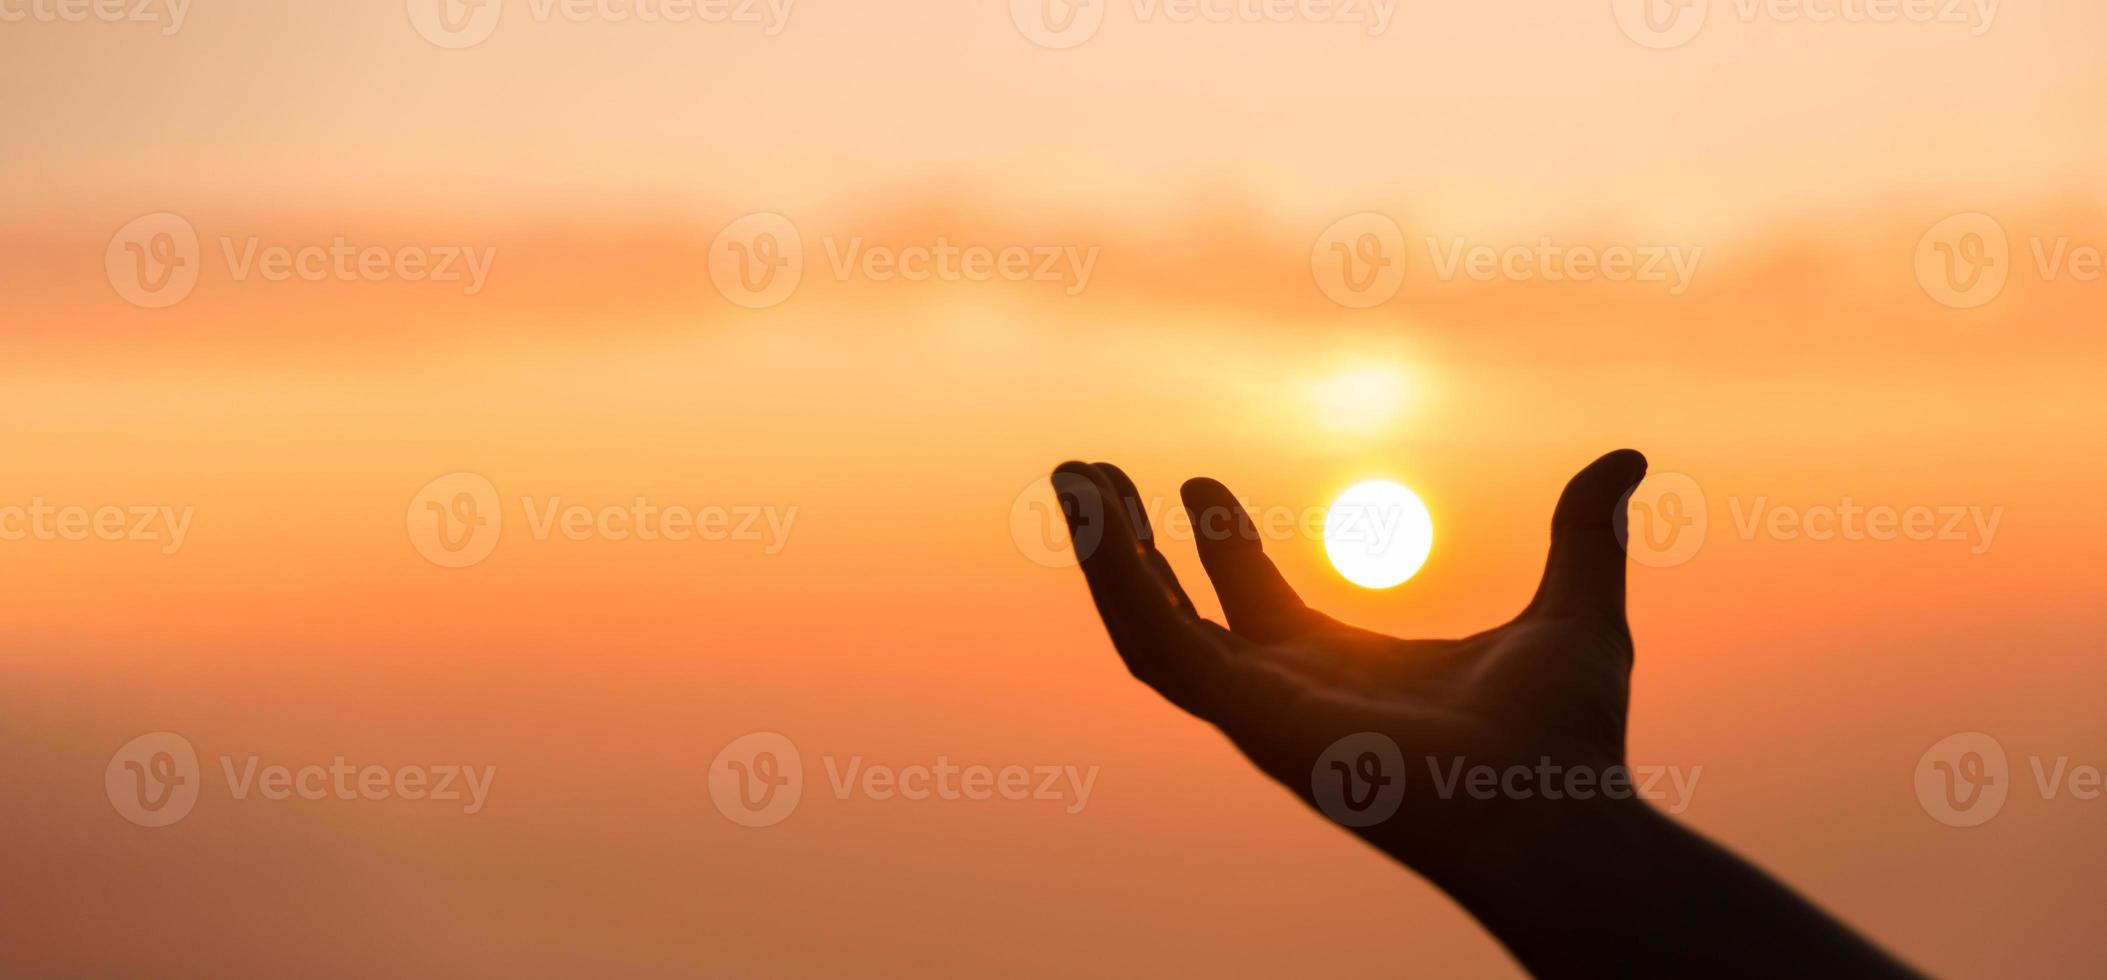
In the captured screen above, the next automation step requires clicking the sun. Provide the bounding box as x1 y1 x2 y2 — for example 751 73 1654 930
1323 480 1434 589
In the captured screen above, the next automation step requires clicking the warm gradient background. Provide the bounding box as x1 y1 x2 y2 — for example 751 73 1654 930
4 2 2106 977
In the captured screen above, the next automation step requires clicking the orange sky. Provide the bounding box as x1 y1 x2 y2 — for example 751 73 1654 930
4 3 2106 977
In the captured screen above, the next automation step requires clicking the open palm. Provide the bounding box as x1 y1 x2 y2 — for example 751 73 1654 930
1050 450 1648 873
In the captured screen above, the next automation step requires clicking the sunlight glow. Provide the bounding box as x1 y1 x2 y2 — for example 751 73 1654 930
1310 365 1409 435
1323 480 1434 590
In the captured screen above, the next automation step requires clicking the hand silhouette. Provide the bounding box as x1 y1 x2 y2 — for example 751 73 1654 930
1051 451 1643 871
1050 450 1921 979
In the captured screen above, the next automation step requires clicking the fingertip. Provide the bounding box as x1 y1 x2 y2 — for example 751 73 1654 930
1052 460 1096 482
1049 466 1102 532
1050 463 1098 497
1589 448 1649 486
1093 462 1160 544
1532 449 1646 622
1178 477 1254 548
1176 475 1315 641
1557 449 1650 524
1053 462 1117 504
1050 468 1094 496
1092 463 1144 504
1179 476 1232 506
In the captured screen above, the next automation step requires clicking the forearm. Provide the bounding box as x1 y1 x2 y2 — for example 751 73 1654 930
1409 797 1923 979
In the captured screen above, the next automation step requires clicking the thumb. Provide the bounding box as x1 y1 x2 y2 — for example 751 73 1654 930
1524 449 1648 623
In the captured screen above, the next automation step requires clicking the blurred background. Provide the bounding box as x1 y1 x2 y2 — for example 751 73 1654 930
3 1 2104 976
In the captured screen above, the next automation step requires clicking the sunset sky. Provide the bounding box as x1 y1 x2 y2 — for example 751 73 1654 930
4 2 2106 976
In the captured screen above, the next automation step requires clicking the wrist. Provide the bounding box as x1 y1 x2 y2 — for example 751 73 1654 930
1405 787 1654 898
1392 791 1918 978
1391 790 1673 977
